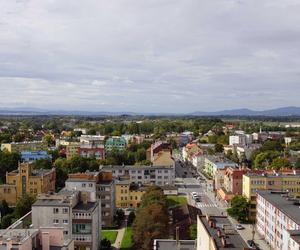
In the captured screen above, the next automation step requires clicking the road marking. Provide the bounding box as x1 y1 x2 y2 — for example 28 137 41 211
196 203 217 208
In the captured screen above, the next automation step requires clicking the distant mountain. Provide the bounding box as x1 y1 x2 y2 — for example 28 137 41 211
0 106 300 116
189 106 300 116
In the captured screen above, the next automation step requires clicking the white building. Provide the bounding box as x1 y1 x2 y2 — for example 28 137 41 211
100 165 175 186
229 133 253 146
256 190 300 250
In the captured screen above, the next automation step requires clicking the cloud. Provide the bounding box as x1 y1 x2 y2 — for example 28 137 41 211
0 0 300 112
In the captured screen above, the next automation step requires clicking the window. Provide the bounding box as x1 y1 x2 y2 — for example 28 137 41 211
62 208 68 214
63 219 68 224
63 230 68 235
53 208 59 214
53 219 59 224
89 183 93 187
82 183 86 188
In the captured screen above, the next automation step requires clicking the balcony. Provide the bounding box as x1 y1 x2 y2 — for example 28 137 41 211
72 234 92 242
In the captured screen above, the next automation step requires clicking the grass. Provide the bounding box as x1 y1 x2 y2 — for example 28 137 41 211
166 195 187 208
120 226 133 250
101 230 118 244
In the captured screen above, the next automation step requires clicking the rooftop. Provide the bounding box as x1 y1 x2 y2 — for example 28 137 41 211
245 169 300 178
73 201 98 212
199 215 248 249
100 165 174 170
257 190 300 227
153 239 196 250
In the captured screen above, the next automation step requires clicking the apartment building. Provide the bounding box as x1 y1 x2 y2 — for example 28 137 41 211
66 142 80 160
196 215 248 250
115 180 146 208
203 156 237 178
146 141 173 166
0 162 56 205
1 141 47 153
21 150 52 162
229 132 253 146
79 135 105 160
65 171 115 227
105 136 126 151
217 167 248 203
0 228 74 250
243 170 300 220
100 165 175 186
256 190 300 250
32 190 101 250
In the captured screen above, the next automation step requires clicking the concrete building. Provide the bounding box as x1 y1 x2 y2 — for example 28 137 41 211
229 133 253 146
115 180 146 209
79 135 105 160
32 190 101 250
179 131 194 147
105 136 126 151
0 228 74 250
256 190 300 250
203 156 237 178
100 165 175 186
217 167 248 203
66 142 80 160
0 162 56 206
21 150 52 162
236 144 261 161
1 141 47 153
65 171 115 227
196 215 248 250
243 170 300 220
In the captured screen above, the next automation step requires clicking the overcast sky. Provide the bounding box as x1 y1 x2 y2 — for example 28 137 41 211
0 0 300 113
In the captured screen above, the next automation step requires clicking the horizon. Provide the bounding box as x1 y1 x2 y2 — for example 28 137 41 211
1 1 300 112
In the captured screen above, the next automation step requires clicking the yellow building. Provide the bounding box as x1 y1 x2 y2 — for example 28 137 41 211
243 170 300 219
1 141 47 153
152 151 175 167
115 180 146 208
66 142 80 160
0 162 56 205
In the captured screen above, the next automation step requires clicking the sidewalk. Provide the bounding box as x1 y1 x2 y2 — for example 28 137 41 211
112 226 126 249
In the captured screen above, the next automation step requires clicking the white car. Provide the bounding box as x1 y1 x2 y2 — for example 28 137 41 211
236 224 244 230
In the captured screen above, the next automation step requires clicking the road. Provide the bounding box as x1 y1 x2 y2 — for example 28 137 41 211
174 159 269 250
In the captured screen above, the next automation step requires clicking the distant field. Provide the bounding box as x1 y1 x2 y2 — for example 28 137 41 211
166 195 187 207
101 230 118 244
120 227 133 250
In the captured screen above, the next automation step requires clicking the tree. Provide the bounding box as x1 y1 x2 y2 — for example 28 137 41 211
227 195 249 222
254 151 281 169
43 134 54 147
15 193 36 218
114 209 125 227
270 157 290 170
100 238 111 250
214 143 224 153
189 224 197 240
133 186 169 250
127 211 136 226
295 158 300 169
33 158 52 169
1 214 14 229
0 200 12 217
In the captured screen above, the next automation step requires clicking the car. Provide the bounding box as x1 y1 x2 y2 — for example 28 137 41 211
247 240 256 248
195 197 201 202
236 224 244 230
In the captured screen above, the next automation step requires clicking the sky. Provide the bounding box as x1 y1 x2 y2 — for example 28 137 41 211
0 0 300 113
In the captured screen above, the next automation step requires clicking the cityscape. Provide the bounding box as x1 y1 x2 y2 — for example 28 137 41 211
1 1 300 250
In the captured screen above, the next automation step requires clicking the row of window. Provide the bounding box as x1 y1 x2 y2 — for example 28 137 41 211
53 219 68 224
53 207 69 214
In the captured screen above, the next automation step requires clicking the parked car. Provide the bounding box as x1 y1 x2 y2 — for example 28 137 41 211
236 224 244 230
247 240 258 248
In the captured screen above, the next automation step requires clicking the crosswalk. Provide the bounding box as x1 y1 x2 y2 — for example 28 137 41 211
196 203 218 208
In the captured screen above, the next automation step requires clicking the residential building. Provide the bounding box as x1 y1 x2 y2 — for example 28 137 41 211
1 141 47 153
182 143 202 162
100 165 175 186
179 131 194 147
32 190 101 250
217 167 248 203
0 228 74 250
122 134 145 145
115 180 146 208
203 156 237 178
256 190 300 250
105 136 126 151
21 150 52 162
146 141 171 162
236 144 261 161
243 170 300 220
229 133 253 146
0 162 56 205
66 142 80 160
74 128 87 135
65 171 115 227
153 239 196 250
196 215 248 250
79 135 105 159
191 152 205 170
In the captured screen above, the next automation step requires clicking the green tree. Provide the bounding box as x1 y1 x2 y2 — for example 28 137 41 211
43 134 54 147
127 211 136 226
100 238 111 250
214 143 224 153
1 214 14 229
114 209 125 227
189 224 197 240
15 193 36 218
33 158 52 169
227 195 249 222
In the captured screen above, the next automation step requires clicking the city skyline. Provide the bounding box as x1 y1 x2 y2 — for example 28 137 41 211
1 0 300 112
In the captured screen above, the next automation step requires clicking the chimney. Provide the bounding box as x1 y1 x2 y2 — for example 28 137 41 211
6 239 12 250
42 232 50 250
82 192 88 204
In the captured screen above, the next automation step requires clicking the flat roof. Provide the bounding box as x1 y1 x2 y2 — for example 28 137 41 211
73 202 98 212
153 239 195 250
199 215 248 249
100 165 174 170
257 190 300 227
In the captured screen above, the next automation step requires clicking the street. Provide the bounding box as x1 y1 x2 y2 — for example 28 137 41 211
174 159 269 250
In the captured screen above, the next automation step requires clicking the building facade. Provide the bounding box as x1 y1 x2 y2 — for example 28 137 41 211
66 142 80 160
79 135 105 160
21 150 52 162
1 141 47 153
105 136 126 151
